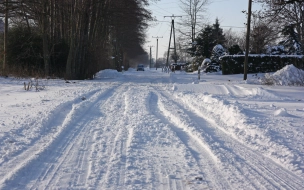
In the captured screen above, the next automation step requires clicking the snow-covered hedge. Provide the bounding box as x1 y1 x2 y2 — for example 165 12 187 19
220 54 304 75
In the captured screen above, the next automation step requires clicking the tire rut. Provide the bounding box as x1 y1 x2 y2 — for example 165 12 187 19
88 84 130 189
155 87 304 190
150 91 230 190
0 85 119 189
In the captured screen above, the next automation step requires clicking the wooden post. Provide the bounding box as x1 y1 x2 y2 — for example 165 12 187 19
244 0 252 80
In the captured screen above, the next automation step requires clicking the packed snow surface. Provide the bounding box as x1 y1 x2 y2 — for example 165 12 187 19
0 67 303 190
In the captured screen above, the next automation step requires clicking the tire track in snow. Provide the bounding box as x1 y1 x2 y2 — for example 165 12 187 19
157 87 304 190
155 89 271 189
0 87 102 170
96 84 191 190
37 84 122 189
150 90 230 190
0 84 119 189
115 85 158 190
88 84 131 189
94 84 157 190
175 92 304 189
146 89 180 190
137 87 178 190
0 86 103 188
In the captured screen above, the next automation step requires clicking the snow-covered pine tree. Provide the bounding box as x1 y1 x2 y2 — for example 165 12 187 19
212 18 226 45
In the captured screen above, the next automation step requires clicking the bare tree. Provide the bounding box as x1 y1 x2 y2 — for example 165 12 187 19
223 28 244 48
0 0 152 79
178 0 209 44
272 0 304 5
250 15 279 53
258 0 304 51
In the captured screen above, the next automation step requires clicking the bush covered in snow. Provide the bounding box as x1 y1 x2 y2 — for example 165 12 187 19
211 44 226 63
186 56 204 72
198 45 225 73
261 64 304 86
202 63 221 73
201 58 211 66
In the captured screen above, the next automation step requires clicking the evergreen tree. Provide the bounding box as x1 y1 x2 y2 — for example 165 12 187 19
194 25 215 58
193 19 226 58
212 18 226 45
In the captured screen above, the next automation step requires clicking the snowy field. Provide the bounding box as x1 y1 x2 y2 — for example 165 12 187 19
0 66 303 189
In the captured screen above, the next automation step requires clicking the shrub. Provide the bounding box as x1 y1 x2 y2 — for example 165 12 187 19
0 25 69 77
6 26 44 76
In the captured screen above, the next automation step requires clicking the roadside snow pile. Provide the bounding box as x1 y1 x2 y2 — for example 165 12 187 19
95 69 123 79
174 90 303 174
262 64 304 86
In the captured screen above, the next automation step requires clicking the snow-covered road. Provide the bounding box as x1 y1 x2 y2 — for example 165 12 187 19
0 69 303 189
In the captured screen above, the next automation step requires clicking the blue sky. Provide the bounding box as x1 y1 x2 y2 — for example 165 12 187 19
145 0 262 59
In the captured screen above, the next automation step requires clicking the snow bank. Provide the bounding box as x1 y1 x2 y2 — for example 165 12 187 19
95 69 123 79
174 89 303 174
262 65 304 86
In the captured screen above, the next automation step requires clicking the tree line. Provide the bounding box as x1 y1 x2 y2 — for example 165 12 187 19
0 0 152 79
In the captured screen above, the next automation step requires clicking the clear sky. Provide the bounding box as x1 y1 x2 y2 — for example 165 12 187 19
145 0 262 59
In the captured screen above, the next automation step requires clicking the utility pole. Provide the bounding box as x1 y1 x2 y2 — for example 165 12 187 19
148 46 153 69
152 36 163 70
244 0 252 80
164 15 182 68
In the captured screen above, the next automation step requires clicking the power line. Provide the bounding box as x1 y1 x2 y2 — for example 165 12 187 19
161 24 171 37
156 22 163 36
149 9 169 16
154 20 171 23
152 1 181 5
153 4 175 15
222 25 246 28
